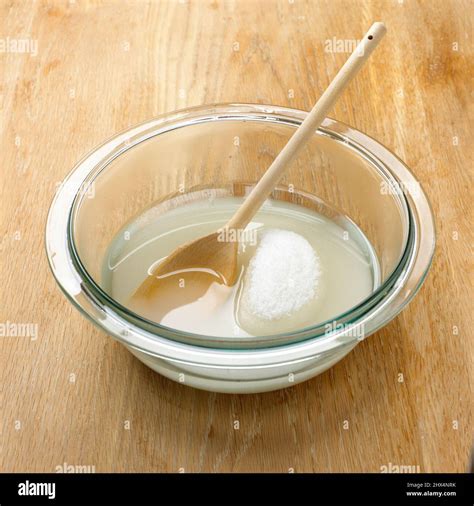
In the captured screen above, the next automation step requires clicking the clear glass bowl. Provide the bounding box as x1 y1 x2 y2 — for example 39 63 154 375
45 104 435 393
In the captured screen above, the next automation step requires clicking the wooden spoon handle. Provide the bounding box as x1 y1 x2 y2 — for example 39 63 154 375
226 22 386 231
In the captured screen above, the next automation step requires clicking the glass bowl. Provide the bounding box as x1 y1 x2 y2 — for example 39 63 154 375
45 104 435 393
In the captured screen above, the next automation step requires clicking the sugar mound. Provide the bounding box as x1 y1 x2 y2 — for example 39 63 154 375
241 229 320 320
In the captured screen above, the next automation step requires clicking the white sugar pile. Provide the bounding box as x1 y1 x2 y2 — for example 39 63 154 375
241 229 320 320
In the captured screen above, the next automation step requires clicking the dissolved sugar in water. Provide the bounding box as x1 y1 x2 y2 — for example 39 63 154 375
102 197 380 337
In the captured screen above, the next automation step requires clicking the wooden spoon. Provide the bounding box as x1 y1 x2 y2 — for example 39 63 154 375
132 22 386 299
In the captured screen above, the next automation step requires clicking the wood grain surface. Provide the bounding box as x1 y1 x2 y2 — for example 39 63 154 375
1 0 472 473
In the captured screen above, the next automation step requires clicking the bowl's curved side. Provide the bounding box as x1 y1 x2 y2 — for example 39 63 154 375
126 343 357 394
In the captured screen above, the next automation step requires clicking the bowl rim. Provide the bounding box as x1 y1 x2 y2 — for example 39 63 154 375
45 103 436 367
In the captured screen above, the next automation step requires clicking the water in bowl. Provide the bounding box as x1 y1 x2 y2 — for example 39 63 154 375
101 196 380 337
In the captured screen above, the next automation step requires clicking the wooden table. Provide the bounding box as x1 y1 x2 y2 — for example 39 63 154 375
1 0 472 473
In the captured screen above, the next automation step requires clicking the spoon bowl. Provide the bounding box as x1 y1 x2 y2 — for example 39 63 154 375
132 231 238 299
